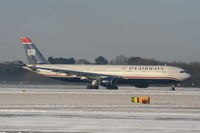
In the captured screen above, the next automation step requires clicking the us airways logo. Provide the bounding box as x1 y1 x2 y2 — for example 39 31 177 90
129 66 164 71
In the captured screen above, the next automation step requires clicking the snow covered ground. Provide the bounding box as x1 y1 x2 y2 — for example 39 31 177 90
0 110 199 133
0 85 199 133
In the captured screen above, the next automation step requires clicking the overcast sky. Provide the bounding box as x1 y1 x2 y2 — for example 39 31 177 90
0 0 200 63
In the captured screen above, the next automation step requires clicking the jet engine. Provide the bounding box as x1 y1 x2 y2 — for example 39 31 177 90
100 79 118 89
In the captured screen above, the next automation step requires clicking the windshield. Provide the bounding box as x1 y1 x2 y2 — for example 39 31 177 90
180 70 189 73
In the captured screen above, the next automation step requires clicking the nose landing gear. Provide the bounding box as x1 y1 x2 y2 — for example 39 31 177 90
170 84 175 91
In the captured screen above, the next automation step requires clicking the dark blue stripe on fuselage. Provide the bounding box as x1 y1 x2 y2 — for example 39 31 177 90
50 77 179 85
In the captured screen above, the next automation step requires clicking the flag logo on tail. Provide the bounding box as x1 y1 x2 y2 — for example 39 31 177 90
21 37 33 44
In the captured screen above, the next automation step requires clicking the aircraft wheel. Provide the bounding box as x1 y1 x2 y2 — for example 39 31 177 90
87 85 99 89
93 85 99 89
87 85 92 89
170 84 175 91
170 87 175 91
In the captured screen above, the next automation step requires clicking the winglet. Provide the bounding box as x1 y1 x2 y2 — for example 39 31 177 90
20 37 33 44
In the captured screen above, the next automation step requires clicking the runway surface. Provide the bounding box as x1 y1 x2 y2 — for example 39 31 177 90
0 84 199 133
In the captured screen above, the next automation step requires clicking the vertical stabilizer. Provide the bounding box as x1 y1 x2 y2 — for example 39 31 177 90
20 37 49 64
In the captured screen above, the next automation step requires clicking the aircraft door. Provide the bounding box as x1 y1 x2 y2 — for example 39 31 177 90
168 68 173 76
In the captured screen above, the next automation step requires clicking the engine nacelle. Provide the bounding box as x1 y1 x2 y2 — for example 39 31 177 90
100 80 113 87
100 78 118 87
100 79 118 90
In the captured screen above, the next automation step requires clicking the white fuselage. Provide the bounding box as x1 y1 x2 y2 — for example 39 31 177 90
20 37 191 89
26 64 191 82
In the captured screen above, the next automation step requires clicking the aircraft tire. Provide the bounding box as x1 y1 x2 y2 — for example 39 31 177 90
170 87 175 91
170 84 176 91
87 85 92 89
93 85 99 89
87 85 99 89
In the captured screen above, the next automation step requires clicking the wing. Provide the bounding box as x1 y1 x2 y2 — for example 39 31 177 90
29 66 121 80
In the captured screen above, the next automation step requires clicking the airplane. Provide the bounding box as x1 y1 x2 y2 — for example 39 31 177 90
20 37 191 91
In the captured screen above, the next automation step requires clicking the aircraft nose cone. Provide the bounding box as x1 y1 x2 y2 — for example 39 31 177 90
188 73 191 78
185 73 191 80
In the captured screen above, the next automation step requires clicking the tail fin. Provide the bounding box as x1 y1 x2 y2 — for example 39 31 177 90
20 37 49 64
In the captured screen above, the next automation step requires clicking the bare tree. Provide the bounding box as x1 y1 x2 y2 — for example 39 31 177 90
110 55 128 65
95 56 108 65
76 59 90 64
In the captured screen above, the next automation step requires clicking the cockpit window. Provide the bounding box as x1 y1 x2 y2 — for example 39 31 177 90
180 70 188 73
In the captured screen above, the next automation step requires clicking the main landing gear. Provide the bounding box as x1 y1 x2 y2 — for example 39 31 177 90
86 80 99 89
86 79 119 90
86 85 99 89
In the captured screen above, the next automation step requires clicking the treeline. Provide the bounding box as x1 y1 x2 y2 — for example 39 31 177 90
0 62 65 84
47 56 108 65
0 55 199 87
47 55 170 65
